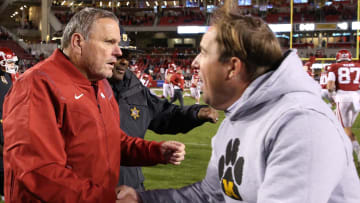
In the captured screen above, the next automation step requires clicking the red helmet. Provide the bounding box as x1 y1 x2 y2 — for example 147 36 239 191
0 47 18 74
336 49 352 62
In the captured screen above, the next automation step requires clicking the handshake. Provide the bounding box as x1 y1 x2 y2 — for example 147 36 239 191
115 140 186 203
115 186 141 203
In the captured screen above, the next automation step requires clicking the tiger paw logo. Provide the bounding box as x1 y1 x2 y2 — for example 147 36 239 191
218 138 244 201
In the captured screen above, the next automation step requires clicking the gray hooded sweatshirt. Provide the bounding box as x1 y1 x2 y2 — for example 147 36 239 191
139 50 360 203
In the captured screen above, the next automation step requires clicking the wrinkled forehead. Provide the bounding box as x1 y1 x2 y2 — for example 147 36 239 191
89 18 121 40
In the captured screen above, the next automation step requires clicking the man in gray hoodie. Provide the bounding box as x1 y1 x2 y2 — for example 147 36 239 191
115 2 360 203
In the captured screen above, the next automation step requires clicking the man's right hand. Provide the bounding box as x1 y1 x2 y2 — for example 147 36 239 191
116 185 141 203
197 106 219 123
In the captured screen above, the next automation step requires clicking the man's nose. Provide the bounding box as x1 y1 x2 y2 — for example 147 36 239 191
114 46 122 57
191 54 200 68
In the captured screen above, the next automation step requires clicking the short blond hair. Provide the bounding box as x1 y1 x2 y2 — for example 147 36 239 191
212 2 283 81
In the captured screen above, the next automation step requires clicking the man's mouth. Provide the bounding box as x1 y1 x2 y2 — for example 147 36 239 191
107 62 115 69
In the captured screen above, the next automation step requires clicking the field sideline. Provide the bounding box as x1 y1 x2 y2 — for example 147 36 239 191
143 90 360 190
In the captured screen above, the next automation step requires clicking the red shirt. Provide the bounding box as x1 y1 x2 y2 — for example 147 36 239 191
328 61 360 91
3 49 165 202
170 72 184 90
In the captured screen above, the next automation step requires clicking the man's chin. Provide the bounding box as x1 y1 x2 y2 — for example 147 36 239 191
105 72 114 79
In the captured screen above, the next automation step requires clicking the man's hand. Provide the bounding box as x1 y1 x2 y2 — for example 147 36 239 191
116 185 141 203
161 141 185 165
197 106 219 123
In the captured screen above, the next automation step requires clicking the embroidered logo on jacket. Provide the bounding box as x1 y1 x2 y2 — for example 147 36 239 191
130 107 140 120
218 138 244 200
74 93 84 100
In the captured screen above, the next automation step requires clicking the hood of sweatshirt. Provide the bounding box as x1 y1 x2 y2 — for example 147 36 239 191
229 50 321 120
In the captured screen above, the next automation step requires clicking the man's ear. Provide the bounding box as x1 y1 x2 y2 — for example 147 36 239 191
226 57 242 80
70 33 84 55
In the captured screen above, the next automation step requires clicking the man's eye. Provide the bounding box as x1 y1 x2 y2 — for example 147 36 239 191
106 40 116 44
120 63 127 66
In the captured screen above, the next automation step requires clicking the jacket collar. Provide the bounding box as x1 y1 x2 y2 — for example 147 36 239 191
48 49 93 86
109 69 141 93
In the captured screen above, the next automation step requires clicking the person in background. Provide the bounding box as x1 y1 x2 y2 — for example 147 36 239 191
169 67 185 107
108 48 218 192
318 65 334 108
327 49 360 164
139 72 152 88
190 67 201 104
2 7 185 202
115 1 360 202
0 47 18 197
162 63 175 99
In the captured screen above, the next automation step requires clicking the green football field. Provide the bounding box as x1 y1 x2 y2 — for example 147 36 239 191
143 90 360 190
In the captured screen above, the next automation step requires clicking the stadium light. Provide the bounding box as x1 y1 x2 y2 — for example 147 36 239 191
109 1 111 7
126 1 130 6
353 22 360 30
337 22 348 30
155 1 158 6
23 5 27 8
173 1 176 6
146 1 150 7
164 1 167 6
268 24 291 33
100 1 103 7
69 1 74 6
178 24 291 34
117 2 120 7
61 1 66 6
177 26 209 34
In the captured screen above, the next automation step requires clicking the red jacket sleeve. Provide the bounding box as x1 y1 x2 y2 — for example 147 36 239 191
119 130 166 166
3 76 115 202
170 74 177 86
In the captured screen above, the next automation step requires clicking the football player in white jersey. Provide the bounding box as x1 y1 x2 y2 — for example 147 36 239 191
190 68 201 104
319 65 334 107
162 63 175 99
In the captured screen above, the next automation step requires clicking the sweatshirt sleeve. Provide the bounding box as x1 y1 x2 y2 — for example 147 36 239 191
258 109 354 203
138 141 225 203
3 76 116 202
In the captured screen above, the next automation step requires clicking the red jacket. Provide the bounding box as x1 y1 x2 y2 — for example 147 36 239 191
170 73 184 90
3 49 165 202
